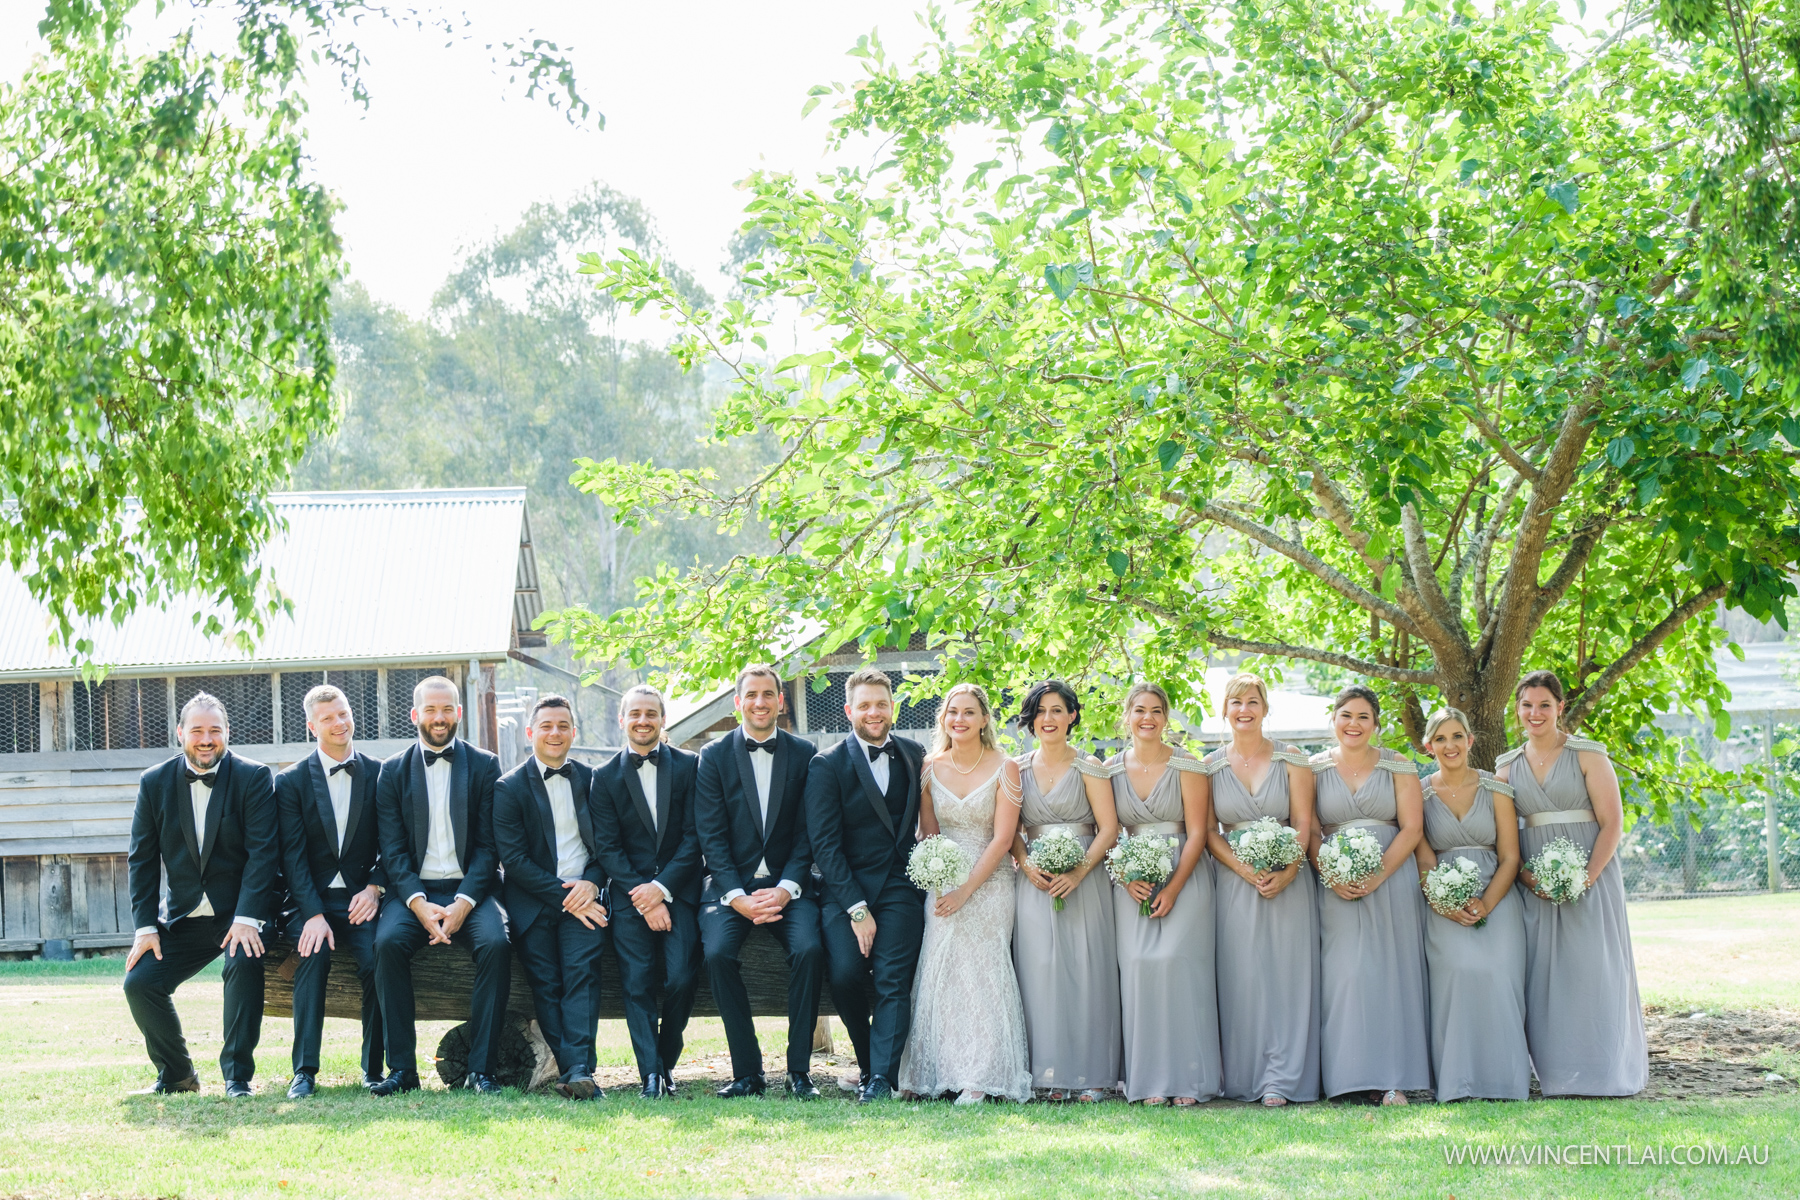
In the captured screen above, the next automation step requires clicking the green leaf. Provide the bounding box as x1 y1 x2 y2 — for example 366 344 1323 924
1157 440 1184 472
1546 180 1579 214
1107 550 1130 577
1680 359 1711 390
1712 366 1743 398
1045 263 1081 300
1606 436 1636 468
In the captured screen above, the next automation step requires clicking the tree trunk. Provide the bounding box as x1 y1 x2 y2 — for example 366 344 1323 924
1447 673 1511 774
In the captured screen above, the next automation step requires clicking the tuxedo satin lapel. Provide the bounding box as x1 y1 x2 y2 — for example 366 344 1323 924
655 753 675 857
898 741 923 844
731 731 763 838
344 754 373 854
198 753 230 871
408 748 430 865
571 765 596 854
525 764 558 863
848 741 896 837
450 743 470 871
172 762 201 870
622 758 658 842
763 735 789 840
308 753 343 868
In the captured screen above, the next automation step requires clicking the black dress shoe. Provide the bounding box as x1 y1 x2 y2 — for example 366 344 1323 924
133 1072 201 1095
556 1073 598 1101
787 1072 820 1100
362 1073 385 1090
286 1073 316 1099
858 1075 893 1103
716 1074 767 1098
467 1073 505 1095
224 1080 254 1099
370 1070 421 1097
639 1075 669 1099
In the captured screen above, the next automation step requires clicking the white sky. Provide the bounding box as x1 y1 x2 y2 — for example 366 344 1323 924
0 0 942 314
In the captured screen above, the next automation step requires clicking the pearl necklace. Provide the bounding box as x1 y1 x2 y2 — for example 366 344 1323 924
948 747 983 775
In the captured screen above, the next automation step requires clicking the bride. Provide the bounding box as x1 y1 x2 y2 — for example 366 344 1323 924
897 682 1033 1103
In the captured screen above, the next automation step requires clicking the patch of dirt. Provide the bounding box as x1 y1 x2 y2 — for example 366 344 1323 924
1639 1005 1800 1100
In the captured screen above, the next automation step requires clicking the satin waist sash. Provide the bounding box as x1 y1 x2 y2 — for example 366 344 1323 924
1025 822 1096 840
1522 808 1597 829
1225 816 1291 832
1322 817 1396 839
1125 821 1184 838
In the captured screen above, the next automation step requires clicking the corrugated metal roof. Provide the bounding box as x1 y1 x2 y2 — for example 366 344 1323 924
0 488 534 677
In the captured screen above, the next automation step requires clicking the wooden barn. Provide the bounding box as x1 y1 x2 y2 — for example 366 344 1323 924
0 488 547 959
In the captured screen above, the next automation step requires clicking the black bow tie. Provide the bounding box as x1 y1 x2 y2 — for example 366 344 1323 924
328 760 356 777
542 763 573 780
628 749 658 770
184 768 217 788
866 742 897 762
423 747 455 767
746 739 776 754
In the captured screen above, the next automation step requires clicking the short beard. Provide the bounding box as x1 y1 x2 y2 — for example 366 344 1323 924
854 717 892 743
184 744 225 770
419 721 456 749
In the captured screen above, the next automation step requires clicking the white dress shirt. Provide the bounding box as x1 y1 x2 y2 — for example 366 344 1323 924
630 748 674 904
407 740 476 908
537 757 590 881
845 732 899 918
720 733 802 905
319 745 354 888
137 760 263 936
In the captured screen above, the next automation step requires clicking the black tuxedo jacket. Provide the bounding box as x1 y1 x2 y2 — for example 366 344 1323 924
375 739 502 905
493 757 607 932
128 751 279 931
592 743 703 907
275 748 387 921
694 726 817 902
803 733 926 913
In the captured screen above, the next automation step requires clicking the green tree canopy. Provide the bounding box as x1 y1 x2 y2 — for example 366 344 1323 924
2 0 585 657
552 0 1800 810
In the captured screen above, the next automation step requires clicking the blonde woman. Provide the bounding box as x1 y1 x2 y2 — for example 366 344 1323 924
896 683 1032 1103
1107 683 1220 1105
1201 673 1321 1106
1415 708 1529 1102
1009 680 1122 1101
1496 670 1647 1097
1310 685 1430 1104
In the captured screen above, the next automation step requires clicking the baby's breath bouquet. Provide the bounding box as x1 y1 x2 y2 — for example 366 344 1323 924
1423 856 1487 927
1316 827 1385 891
908 834 971 896
1227 817 1304 874
1525 837 1591 904
1026 829 1086 911
1106 832 1179 916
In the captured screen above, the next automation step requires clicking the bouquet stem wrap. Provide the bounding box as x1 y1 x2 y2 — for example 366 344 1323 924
1025 829 1086 912
1106 832 1179 916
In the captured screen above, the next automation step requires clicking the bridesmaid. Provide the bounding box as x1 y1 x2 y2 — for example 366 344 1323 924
1010 680 1123 1102
1414 707 1530 1102
1495 669 1648 1097
1310 685 1431 1104
1203 672 1321 1107
1107 682 1220 1106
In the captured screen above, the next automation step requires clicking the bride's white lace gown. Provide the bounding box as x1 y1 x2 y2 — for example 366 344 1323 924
897 764 1033 1101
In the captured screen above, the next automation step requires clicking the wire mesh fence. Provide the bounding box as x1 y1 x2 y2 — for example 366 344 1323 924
0 682 39 754
175 674 273 745
73 678 169 751
385 666 457 740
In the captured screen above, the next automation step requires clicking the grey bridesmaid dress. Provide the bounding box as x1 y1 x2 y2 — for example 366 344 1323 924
1420 775 1530 1101
1206 747 1322 1103
1012 752 1122 1093
1499 737 1648 1097
1107 751 1221 1102
1312 749 1433 1097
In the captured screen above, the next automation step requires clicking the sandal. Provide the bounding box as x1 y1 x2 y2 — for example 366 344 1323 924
1142 1096 1167 1106
1379 1089 1408 1106
1261 1094 1288 1108
954 1089 987 1106
1076 1089 1107 1103
1045 1089 1069 1102
1172 1096 1199 1107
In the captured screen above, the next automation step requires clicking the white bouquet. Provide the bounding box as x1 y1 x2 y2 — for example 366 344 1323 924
1525 836 1590 904
1106 832 1179 916
1026 829 1087 911
1227 817 1304 875
908 834 971 896
1423 856 1487 927
1316 827 1385 892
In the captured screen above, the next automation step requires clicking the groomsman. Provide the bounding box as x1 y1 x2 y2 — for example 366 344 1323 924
804 667 926 1103
592 685 703 1097
492 695 610 1100
274 683 387 1097
372 676 510 1095
694 665 823 1099
123 693 278 1096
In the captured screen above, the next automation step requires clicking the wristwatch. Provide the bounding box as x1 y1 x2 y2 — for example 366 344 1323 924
850 906 869 923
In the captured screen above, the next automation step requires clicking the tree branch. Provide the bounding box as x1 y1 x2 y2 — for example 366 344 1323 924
1308 466 1387 577
1470 469 1529 636
1206 632 1440 685
1527 513 1610 634
1562 581 1731 728
1400 501 1468 650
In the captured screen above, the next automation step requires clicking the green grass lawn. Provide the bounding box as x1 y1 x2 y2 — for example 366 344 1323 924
1 894 1796 1199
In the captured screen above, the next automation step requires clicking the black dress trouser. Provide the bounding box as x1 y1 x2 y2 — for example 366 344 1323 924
609 896 701 1082
373 883 511 1076
285 891 383 1078
821 874 925 1083
123 912 265 1085
511 905 608 1082
701 887 824 1079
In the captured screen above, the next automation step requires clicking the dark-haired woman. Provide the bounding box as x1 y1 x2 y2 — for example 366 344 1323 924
1496 670 1647 1097
1009 680 1123 1101
1310 685 1431 1104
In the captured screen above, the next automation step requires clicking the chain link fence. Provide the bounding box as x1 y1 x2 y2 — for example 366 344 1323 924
0 683 39 754
175 674 273 745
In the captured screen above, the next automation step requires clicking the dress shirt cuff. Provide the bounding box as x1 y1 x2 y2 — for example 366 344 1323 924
720 888 746 905
405 891 426 907
231 916 264 932
135 926 158 937
652 881 672 904
779 879 803 900
454 893 477 910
